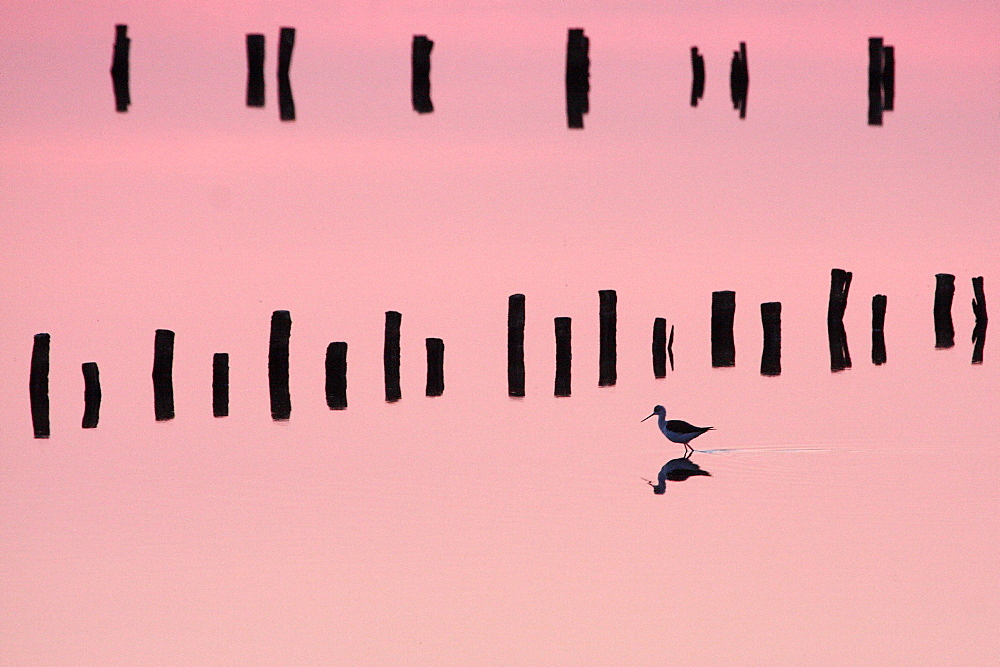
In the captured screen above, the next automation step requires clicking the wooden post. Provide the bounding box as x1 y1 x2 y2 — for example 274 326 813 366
598 290 617 386
565 28 590 129
933 273 955 349
972 276 987 365
652 317 667 378
690 47 705 107
827 269 852 371
729 42 748 118
152 329 175 421
872 295 887 365
668 324 675 371
213 353 229 417
868 37 884 126
110 25 131 112
246 34 265 107
882 45 895 111
268 311 291 420
82 362 102 428
325 342 348 409
29 333 50 438
426 338 445 397
508 294 526 397
277 27 296 121
760 302 781 376
711 291 736 368
554 317 572 397
384 311 402 403
411 35 434 113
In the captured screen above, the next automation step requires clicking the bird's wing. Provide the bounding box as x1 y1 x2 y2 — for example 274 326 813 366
665 419 705 434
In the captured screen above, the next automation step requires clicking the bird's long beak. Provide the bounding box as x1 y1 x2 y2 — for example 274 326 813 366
641 413 655 422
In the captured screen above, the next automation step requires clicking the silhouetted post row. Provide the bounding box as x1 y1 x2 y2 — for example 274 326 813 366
268 311 291 420
690 46 705 107
729 42 748 118
29 333 51 438
82 362 102 428
326 342 348 409
652 317 667 378
711 290 736 368
411 35 434 113
872 294 887 366
152 329 175 421
384 311 402 403
554 317 572 396
213 353 229 417
760 302 781 376
971 276 987 364
110 24 131 112
933 273 955 349
598 290 616 386
508 294 526 397
425 338 444 396
827 269 852 371
246 34 266 107
277 27 296 121
565 28 590 129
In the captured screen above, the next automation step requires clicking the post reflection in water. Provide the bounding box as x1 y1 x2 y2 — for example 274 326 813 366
644 455 712 494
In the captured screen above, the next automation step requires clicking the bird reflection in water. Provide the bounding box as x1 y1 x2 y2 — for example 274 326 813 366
643 455 711 494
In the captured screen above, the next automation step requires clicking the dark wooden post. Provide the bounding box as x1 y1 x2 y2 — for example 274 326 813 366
729 42 748 118
325 342 348 409
508 294 526 397
246 34 265 107
29 333 50 438
598 290 617 386
268 311 291 420
110 24 131 112
213 353 229 417
652 317 667 378
277 27 296 121
868 37 884 126
933 273 955 349
82 362 102 428
690 47 705 107
711 291 736 368
827 269 852 371
872 295 887 365
882 45 895 111
426 338 445 397
972 276 987 364
411 35 434 113
565 28 590 129
152 329 175 421
668 324 675 371
760 302 781 376
384 311 402 403
554 317 572 397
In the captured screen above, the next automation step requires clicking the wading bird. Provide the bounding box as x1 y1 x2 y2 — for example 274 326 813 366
641 405 713 455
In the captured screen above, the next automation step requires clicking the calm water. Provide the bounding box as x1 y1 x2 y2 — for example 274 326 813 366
2 2 998 664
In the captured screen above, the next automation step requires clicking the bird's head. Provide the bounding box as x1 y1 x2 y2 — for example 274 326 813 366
641 405 666 422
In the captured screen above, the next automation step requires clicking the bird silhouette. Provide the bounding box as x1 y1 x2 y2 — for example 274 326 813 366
643 455 711 494
641 405 713 455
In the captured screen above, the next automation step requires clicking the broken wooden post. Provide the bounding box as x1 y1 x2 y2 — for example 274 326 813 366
29 333 50 438
827 269 852 371
384 311 402 403
882 45 895 111
246 34 265 107
268 311 291 420
152 329 175 421
565 28 590 129
426 338 444 397
277 27 296 121
82 362 101 428
325 342 348 409
110 24 131 112
213 353 229 417
554 317 572 397
598 290 617 386
872 294 887 365
508 294 526 397
868 37 884 126
729 42 748 118
411 35 434 113
972 276 987 364
933 273 955 349
760 302 781 376
711 291 736 368
652 317 667 378
690 47 705 107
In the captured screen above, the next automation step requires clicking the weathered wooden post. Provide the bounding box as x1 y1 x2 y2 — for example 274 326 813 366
972 276 987 364
110 24 131 112
729 42 748 118
29 333 50 438
213 353 229 417
711 291 736 368
246 34 265 107
508 294 526 397
933 273 955 349
565 28 590 129
652 317 667 378
868 37 884 126
411 35 434 113
827 269 852 371
598 290 617 386
872 294 887 365
554 317 572 397
690 47 705 107
760 302 781 376
426 338 445 397
153 329 175 421
268 311 291 420
882 45 895 111
384 311 402 403
82 362 101 428
325 342 348 409
277 27 296 121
